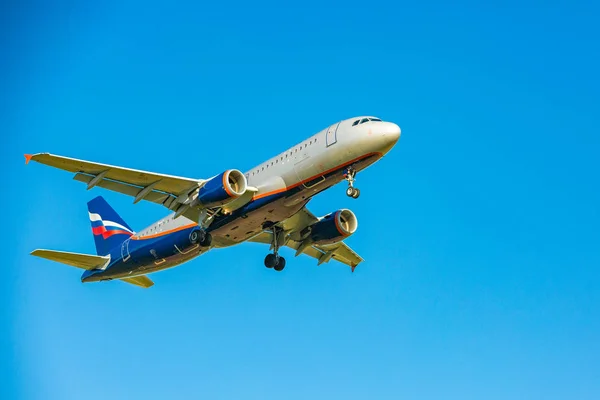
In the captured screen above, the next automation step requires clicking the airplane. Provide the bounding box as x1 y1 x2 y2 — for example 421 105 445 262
26 116 401 288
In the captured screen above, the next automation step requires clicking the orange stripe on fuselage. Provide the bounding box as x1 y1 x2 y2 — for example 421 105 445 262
252 152 382 201
132 223 197 240
131 153 380 240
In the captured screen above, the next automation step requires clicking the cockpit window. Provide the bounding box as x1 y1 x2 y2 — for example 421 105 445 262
369 118 382 122
360 118 369 124
352 119 360 126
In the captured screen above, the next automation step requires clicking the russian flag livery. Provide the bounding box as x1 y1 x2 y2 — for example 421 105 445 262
89 212 133 238
87 196 134 256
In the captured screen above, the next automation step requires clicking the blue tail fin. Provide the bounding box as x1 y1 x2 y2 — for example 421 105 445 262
87 196 134 256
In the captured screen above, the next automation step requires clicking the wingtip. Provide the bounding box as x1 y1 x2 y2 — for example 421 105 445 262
24 154 33 164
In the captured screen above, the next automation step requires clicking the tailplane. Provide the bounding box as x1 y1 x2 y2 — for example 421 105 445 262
30 249 154 288
87 196 134 256
31 249 109 269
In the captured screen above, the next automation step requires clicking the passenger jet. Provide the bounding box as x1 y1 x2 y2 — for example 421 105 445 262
26 116 401 288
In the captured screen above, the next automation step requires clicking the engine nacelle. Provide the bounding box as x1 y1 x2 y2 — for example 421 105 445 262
195 169 247 208
309 209 358 245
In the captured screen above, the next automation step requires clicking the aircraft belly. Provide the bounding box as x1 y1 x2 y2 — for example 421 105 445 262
97 248 202 280
210 195 309 246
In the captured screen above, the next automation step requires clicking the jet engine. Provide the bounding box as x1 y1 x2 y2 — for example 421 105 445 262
309 209 358 245
194 169 247 208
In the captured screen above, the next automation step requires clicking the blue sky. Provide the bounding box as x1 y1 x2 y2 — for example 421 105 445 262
2 0 599 398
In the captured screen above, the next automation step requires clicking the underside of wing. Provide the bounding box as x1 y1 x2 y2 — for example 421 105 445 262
26 153 202 207
25 153 258 222
248 206 364 270
249 231 364 270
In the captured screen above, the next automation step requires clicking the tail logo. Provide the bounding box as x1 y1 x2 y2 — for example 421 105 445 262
89 212 134 239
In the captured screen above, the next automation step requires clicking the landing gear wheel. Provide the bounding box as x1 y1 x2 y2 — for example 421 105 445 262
346 187 360 198
199 232 212 247
264 253 277 268
274 256 286 271
189 230 201 244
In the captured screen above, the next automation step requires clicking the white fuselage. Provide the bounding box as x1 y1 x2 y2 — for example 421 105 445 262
121 116 401 276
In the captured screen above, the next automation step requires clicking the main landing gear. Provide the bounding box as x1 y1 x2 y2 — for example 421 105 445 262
344 166 360 199
190 229 212 247
264 225 286 271
264 253 286 271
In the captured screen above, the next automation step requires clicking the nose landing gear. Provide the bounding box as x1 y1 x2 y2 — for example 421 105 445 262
344 166 360 199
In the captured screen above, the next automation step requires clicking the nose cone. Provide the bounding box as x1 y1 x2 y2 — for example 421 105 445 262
379 122 401 152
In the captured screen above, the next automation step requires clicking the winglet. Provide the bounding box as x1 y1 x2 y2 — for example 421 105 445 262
351 265 357 273
24 154 33 165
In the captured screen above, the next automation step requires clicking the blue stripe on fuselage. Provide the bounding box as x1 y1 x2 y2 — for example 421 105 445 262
82 225 198 282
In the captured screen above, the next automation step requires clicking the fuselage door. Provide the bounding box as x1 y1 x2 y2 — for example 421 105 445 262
326 123 340 147
121 238 131 262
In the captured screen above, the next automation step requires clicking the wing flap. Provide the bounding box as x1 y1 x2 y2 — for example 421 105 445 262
120 275 154 288
316 242 364 268
31 249 110 270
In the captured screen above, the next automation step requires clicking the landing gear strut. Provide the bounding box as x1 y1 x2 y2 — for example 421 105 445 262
264 225 286 271
192 209 214 247
344 166 360 199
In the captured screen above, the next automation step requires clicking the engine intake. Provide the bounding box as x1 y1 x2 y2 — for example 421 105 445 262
309 209 358 245
195 169 247 207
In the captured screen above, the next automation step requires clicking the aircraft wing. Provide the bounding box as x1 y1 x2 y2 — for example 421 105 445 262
25 153 204 216
248 207 364 271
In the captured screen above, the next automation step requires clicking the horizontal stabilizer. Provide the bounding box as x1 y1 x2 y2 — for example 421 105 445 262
120 275 154 288
31 249 109 270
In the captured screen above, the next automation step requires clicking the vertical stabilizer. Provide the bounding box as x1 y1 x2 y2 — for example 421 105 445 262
87 196 134 256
